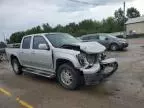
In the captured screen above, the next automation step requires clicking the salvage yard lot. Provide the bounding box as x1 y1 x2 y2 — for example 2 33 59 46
0 38 144 108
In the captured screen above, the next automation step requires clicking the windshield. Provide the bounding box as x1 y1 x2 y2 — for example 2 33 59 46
106 34 117 39
46 33 79 48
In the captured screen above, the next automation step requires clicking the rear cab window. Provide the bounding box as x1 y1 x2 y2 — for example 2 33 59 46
22 36 31 49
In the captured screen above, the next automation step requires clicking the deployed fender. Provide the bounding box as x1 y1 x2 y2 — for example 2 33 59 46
100 58 118 78
101 58 117 64
53 48 81 70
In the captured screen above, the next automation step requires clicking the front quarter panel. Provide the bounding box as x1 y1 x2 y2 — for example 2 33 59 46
54 49 81 70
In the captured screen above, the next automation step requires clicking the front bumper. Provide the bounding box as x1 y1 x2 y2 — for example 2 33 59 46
84 72 106 85
80 58 118 85
119 42 129 49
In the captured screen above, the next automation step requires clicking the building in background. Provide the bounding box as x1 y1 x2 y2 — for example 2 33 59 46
126 16 144 36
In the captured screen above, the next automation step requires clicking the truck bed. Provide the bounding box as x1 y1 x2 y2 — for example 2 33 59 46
6 48 20 60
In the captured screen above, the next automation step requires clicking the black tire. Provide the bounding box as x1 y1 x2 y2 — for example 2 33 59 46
57 63 81 90
11 58 23 75
110 43 119 51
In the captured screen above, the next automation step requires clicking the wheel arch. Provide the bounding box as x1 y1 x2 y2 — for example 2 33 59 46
110 42 119 46
55 58 84 80
109 42 119 49
10 55 21 65
55 59 74 72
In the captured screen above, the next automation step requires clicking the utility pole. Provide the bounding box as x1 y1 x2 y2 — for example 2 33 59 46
123 1 126 38
3 32 6 44
124 1 126 17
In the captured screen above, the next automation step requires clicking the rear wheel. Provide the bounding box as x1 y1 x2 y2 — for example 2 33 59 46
11 58 23 75
57 63 81 90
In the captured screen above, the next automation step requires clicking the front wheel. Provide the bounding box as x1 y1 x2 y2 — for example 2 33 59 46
57 63 81 90
110 44 119 51
11 58 23 75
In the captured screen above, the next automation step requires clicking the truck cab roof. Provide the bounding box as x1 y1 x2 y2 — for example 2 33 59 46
23 32 67 37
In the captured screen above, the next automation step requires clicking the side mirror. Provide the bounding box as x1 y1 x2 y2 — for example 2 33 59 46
38 44 49 50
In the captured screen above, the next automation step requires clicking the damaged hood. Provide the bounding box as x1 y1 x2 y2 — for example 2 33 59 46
62 42 106 54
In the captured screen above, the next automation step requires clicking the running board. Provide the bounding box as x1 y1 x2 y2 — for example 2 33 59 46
22 68 55 78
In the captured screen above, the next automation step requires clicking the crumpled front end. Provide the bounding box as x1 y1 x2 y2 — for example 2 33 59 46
79 56 118 85
60 41 118 85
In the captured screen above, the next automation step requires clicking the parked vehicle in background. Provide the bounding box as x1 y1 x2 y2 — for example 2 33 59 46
115 35 124 38
6 33 118 90
109 32 125 38
79 33 129 51
0 42 6 53
0 48 6 62
0 42 7 62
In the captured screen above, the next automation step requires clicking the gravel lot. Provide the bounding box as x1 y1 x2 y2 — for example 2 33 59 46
0 38 144 108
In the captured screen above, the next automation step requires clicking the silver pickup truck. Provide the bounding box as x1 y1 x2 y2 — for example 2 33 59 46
6 33 118 90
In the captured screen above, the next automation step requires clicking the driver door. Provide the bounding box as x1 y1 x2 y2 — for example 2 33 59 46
30 35 53 71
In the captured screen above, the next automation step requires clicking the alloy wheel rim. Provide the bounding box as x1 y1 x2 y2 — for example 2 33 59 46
111 45 117 51
60 68 73 86
13 62 19 72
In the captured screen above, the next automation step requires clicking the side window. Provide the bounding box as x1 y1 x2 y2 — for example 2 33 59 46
99 36 107 41
82 36 89 40
89 35 99 40
33 36 47 49
22 36 31 49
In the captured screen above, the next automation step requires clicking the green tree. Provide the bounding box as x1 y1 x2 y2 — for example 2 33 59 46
25 26 43 35
102 17 118 33
114 8 124 22
64 23 79 36
10 32 25 43
127 7 140 18
114 8 126 31
6 39 10 44
42 23 52 32
53 24 64 32
79 19 94 32
10 7 140 43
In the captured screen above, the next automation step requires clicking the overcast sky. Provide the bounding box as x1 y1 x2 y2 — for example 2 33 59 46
0 0 143 41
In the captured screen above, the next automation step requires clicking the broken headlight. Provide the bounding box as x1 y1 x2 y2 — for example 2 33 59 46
100 52 107 60
76 53 88 66
86 54 97 65
77 53 97 67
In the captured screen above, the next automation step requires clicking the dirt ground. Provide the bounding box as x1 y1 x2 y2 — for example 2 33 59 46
0 38 144 108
